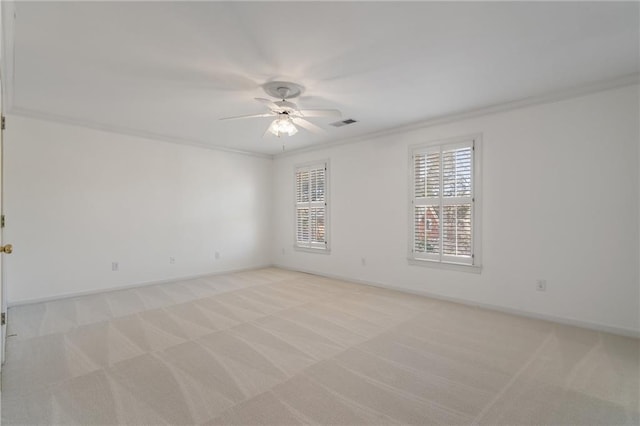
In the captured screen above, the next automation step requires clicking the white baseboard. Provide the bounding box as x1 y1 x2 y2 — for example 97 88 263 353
10 262 639 339
7 263 273 307
274 263 640 339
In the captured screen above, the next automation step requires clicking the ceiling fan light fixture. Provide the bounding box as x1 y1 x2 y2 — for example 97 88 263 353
220 81 340 138
268 116 298 137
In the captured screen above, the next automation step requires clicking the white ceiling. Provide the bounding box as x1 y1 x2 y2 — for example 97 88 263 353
6 1 639 155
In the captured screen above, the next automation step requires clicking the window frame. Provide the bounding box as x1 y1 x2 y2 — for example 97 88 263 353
294 159 330 253
408 135 482 272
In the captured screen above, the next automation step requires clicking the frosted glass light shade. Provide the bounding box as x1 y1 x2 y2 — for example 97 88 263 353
268 117 298 136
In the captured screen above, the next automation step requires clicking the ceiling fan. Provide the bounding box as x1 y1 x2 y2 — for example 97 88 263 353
220 81 342 137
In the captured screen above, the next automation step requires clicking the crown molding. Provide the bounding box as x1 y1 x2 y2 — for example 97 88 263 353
4 23 637 163
2 2 269 159
8 106 272 159
1 2 636 160
0 0 270 160
275 72 640 159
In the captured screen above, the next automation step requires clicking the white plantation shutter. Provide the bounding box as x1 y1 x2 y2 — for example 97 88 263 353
412 140 475 265
296 162 328 250
413 149 441 260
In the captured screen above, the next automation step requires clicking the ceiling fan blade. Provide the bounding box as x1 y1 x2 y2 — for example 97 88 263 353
297 109 342 118
292 117 325 134
254 97 281 110
220 113 274 121
298 95 334 104
274 100 299 111
262 123 273 138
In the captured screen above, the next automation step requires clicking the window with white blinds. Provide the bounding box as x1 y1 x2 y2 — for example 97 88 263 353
411 138 479 266
295 162 329 251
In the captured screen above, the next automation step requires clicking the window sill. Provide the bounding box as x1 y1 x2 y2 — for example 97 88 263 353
408 258 482 274
294 246 331 255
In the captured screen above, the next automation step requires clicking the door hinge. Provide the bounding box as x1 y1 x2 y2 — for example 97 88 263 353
1 116 5 130
1 215 5 228
1 313 6 326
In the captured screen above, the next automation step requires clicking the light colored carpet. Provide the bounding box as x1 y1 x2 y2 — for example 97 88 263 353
1 267 638 425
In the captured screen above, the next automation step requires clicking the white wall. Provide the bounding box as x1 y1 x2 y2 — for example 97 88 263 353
4 116 272 304
4 85 638 335
273 85 640 335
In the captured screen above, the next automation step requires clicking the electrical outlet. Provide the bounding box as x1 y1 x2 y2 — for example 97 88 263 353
111 262 119 272
214 251 220 260
281 248 285 255
536 279 547 291
361 257 366 266
169 257 175 264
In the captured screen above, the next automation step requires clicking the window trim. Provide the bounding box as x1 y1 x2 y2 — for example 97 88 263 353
408 134 482 272
293 159 330 253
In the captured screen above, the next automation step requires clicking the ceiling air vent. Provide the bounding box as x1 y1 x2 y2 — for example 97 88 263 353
330 118 358 127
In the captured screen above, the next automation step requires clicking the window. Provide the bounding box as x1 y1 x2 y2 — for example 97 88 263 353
295 161 329 251
410 136 480 267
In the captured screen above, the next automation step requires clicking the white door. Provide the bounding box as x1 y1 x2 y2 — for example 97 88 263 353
0 0 16 372
0 62 5 368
